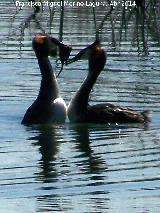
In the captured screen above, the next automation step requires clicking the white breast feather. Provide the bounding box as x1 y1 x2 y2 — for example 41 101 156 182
53 97 67 122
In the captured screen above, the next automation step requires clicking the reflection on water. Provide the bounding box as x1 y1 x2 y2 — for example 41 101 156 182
0 0 160 212
22 123 160 212
71 124 106 175
30 125 59 182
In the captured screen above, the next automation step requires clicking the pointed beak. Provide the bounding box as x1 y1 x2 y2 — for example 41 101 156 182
66 49 86 65
66 39 100 65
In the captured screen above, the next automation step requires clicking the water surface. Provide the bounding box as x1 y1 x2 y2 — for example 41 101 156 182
0 1 160 212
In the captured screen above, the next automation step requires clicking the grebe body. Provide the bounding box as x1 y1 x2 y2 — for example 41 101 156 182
66 40 149 124
22 33 71 125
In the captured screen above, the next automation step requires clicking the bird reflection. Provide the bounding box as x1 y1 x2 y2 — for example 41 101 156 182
27 124 67 211
29 124 59 182
70 123 107 178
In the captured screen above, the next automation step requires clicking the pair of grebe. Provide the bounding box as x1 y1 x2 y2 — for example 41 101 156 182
22 33 149 125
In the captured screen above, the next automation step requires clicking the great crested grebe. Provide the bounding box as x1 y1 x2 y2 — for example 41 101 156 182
22 33 72 125
65 40 149 124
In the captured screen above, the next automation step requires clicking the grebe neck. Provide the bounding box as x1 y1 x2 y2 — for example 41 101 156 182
72 71 98 111
37 56 59 102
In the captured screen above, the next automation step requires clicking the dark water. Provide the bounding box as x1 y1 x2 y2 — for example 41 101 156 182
0 1 160 212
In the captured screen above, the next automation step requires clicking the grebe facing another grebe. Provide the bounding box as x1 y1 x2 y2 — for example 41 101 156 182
65 40 149 124
22 33 72 125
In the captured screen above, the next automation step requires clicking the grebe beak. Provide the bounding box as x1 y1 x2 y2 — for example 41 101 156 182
66 48 88 65
66 39 101 65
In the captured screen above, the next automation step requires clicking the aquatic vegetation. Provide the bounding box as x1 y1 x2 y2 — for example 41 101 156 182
6 0 160 55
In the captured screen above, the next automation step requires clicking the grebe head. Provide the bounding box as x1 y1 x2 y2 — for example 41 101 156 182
88 44 106 74
32 33 72 62
66 39 106 75
32 33 57 57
